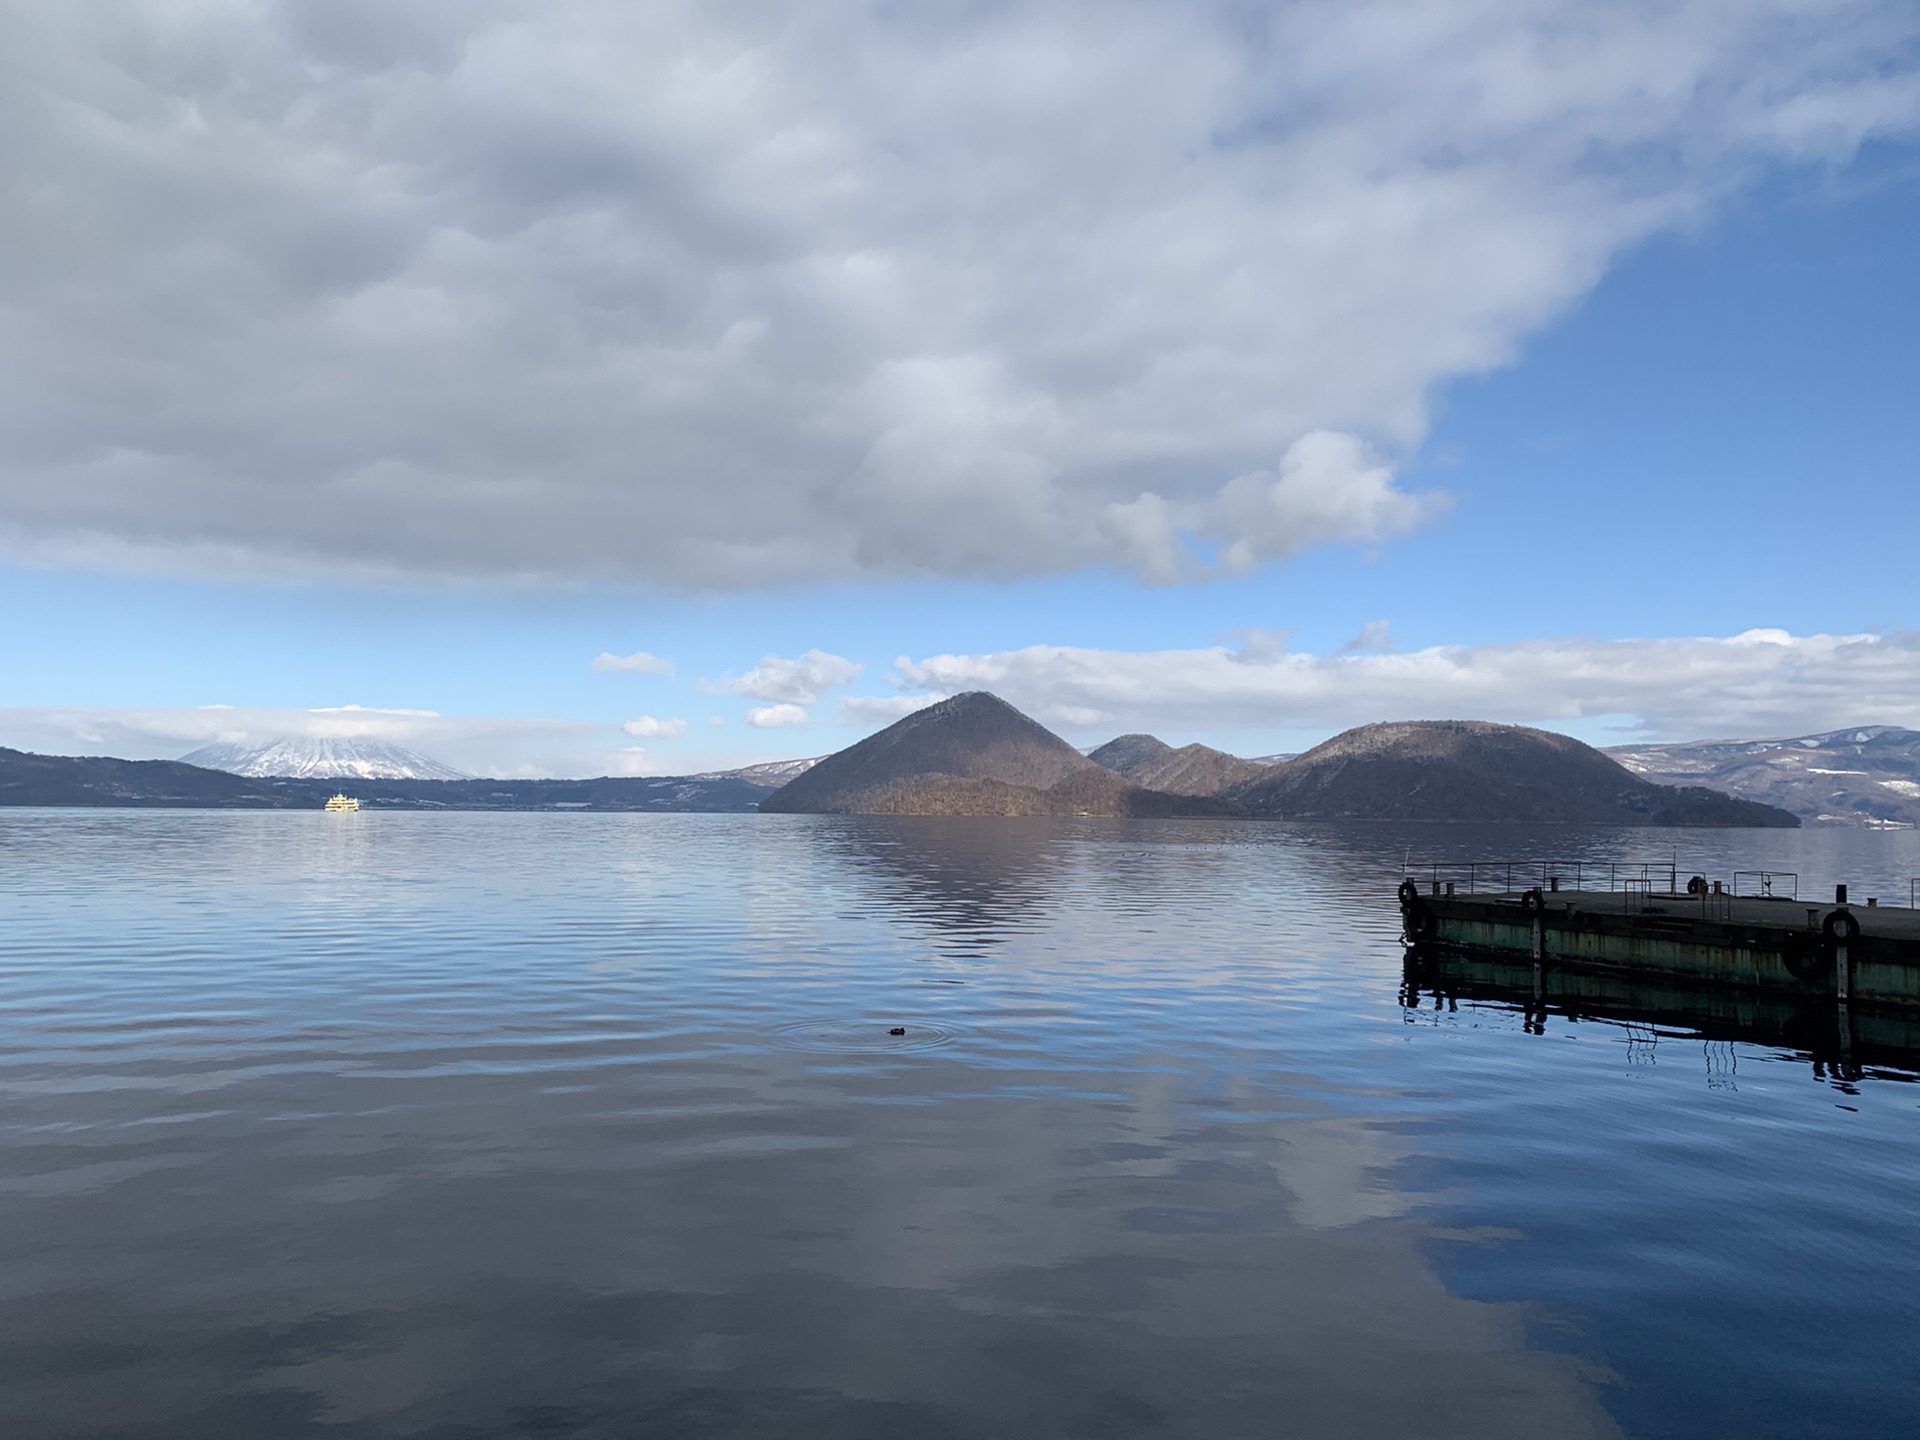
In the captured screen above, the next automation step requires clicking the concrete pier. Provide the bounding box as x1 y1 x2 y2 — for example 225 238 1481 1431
1398 882 1920 1010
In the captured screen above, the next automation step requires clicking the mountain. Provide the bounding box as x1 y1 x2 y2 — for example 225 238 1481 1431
1087 733 1270 796
0 747 310 807
178 736 470 781
1229 720 1799 826
760 692 1234 816
1608 726 1920 827
693 756 824 786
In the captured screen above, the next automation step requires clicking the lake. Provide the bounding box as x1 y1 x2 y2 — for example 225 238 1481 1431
2 811 1917 1439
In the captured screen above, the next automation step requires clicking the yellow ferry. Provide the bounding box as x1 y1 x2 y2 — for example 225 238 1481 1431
324 793 361 813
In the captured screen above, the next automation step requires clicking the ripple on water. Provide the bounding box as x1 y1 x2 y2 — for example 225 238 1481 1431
772 1019 959 1053
5 811 1920 1440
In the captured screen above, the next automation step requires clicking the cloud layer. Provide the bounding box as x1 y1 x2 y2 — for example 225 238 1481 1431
881 629 1920 742
10 628 1920 775
0 701 769 778
0 704 612 778
3 2 1914 587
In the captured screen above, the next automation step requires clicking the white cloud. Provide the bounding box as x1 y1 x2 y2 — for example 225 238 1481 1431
746 703 810 729
888 630 1920 742
1229 629 1294 666
621 715 689 739
310 704 445 719
725 650 864 705
1340 620 1394 654
1209 434 1444 576
1041 705 1115 727
840 693 944 726
593 650 674 675
0 3 1912 588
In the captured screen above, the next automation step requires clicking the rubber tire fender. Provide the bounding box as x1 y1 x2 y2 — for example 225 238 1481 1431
1520 887 1545 916
1783 931 1833 983
1823 908 1862 946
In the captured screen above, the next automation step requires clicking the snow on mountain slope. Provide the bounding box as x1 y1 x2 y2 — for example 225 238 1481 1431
692 757 823 786
1608 726 1920 827
178 737 471 781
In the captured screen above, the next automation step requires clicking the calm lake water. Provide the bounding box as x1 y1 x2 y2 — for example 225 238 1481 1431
3 811 1918 1439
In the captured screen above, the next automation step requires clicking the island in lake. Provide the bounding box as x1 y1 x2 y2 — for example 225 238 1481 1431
759 692 1798 826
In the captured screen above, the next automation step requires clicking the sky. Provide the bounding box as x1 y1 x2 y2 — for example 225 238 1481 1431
2 0 1918 778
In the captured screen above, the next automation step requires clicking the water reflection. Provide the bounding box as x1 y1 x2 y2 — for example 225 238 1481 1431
1400 945 1920 1089
5 813 1920 1438
809 816 1072 953
0 812 1638 1440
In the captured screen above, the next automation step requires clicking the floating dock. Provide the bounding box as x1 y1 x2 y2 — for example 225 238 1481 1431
1399 864 1920 1011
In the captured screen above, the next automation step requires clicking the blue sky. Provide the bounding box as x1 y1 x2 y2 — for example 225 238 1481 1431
2 3 1918 776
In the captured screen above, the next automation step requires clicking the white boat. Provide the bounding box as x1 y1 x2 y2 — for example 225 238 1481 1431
324 793 361 812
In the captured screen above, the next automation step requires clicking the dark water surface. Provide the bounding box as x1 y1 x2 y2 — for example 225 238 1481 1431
3 812 1918 1439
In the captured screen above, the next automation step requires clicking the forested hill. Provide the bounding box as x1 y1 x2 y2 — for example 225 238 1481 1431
759 692 1233 817
1230 721 1799 826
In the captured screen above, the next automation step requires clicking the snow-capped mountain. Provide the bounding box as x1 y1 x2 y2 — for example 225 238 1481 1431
691 756 823 786
1609 726 1920 827
178 736 471 781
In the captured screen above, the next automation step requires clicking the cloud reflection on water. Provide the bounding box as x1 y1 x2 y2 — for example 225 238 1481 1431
32 811 1920 1434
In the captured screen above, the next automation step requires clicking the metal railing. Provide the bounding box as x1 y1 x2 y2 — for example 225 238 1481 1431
1402 860 1682 898
1401 859 1766 919
1403 860 1803 903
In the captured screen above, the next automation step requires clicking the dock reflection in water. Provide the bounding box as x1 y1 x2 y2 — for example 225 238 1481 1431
1400 945 1920 1089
